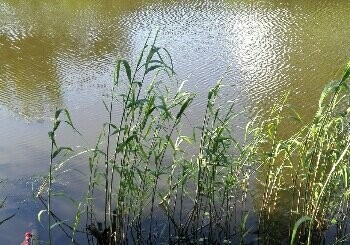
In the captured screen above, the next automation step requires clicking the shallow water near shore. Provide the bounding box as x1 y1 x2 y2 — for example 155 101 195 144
1 0 350 243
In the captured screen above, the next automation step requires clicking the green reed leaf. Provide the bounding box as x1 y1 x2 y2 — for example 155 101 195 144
145 47 161 70
145 65 163 74
176 96 193 121
115 59 132 85
52 147 73 159
37 209 46 225
340 61 350 84
53 120 61 132
50 220 68 230
290 216 311 245
54 109 62 120
0 213 15 226
127 99 149 108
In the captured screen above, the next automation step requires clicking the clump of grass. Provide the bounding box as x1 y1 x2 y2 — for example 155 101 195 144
37 36 350 244
255 62 350 244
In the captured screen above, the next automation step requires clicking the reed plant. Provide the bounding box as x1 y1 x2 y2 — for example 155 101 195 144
255 63 350 244
0 180 15 227
37 36 350 244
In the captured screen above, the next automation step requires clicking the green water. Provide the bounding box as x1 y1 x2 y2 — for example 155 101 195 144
0 0 349 243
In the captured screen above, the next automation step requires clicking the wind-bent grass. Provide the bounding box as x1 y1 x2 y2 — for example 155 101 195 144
37 36 350 244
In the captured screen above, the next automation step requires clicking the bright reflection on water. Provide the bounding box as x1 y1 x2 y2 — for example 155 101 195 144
0 0 350 243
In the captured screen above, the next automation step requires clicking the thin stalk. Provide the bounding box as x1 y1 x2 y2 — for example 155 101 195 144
48 139 54 244
307 141 350 245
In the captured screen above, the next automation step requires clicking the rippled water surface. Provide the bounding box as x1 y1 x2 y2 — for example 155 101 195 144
1 0 350 243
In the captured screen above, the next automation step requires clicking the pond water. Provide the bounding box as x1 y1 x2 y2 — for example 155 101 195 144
1 0 350 243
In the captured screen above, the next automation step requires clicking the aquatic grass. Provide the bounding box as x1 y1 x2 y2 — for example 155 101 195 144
37 37 350 244
255 62 350 244
47 109 74 243
0 182 16 227
69 34 196 244
36 108 89 244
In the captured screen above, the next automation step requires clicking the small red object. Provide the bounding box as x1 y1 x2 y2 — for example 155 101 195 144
21 232 32 245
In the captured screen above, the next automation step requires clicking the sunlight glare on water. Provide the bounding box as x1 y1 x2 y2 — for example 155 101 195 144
0 0 350 243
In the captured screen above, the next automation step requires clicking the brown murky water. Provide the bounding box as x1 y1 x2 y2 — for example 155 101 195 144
1 0 350 243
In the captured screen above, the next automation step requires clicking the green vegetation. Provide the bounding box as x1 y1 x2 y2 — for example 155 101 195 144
0 180 15 227
37 36 350 244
